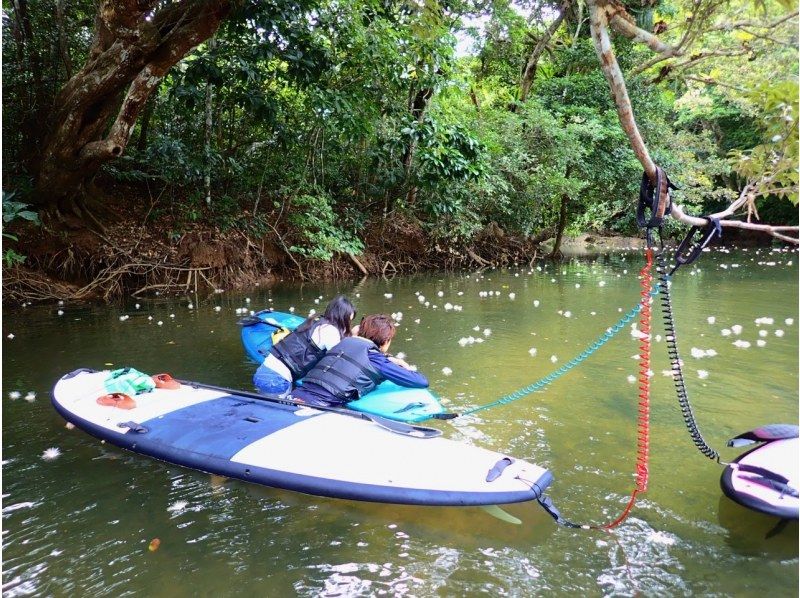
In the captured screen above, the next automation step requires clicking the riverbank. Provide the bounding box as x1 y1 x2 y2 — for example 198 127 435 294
2 219 645 304
2 182 756 305
1 185 646 304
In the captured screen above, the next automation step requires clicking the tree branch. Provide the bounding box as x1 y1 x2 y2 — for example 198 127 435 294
629 6 797 76
651 49 749 84
588 1 656 180
586 0 798 245
709 10 799 32
670 48 748 71
629 48 677 76
607 9 675 54
347 252 368 275
519 0 570 103
684 75 746 92
738 27 794 46
670 189 799 244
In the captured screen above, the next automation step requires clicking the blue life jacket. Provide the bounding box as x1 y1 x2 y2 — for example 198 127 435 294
303 337 382 402
270 319 326 381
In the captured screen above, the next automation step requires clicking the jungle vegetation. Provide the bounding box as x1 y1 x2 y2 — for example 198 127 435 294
1 0 797 296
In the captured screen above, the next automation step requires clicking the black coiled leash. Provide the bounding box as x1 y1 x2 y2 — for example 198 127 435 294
658 217 724 461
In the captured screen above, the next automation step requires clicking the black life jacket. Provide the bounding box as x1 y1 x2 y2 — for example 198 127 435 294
270 319 328 381
302 337 383 402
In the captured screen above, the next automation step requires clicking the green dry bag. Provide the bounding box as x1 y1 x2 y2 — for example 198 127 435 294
104 367 156 396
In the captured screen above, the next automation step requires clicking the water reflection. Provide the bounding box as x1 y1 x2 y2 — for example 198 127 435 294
717 495 799 558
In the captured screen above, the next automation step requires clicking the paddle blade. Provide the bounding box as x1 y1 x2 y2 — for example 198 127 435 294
237 315 262 327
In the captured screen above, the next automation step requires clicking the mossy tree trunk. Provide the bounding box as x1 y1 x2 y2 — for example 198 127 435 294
33 0 231 221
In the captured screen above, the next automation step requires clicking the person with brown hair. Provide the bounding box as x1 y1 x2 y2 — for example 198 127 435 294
291 314 428 407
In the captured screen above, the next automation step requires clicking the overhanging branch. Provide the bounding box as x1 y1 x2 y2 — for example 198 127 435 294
518 0 571 104
589 1 656 180
586 0 798 244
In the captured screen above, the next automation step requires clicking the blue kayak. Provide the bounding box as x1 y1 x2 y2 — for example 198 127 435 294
239 309 446 423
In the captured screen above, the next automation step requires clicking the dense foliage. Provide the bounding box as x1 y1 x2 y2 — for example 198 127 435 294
2 0 797 265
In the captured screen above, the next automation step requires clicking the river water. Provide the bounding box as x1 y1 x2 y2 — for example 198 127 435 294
3 247 798 596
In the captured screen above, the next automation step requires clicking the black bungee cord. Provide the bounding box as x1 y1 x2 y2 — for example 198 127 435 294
657 250 721 462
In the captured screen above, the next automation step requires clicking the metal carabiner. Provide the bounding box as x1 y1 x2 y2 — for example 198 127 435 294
671 216 722 274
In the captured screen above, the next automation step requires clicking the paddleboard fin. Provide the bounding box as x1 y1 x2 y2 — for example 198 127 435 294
481 505 522 525
765 518 791 539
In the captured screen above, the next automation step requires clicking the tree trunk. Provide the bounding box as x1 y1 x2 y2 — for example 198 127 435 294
135 97 155 152
33 0 232 213
204 36 216 207
469 87 480 110
401 85 433 206
518 1 570 106
550 191 569 258
550 164 571 258
12 0 47 167
55 0 73 79
571 0 585 47
15 0 44 99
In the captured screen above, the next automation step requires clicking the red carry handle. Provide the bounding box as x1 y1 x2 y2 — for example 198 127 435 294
96 393 137 410
152 373 181 390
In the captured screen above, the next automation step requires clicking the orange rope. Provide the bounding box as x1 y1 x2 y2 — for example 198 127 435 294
598 247 653 530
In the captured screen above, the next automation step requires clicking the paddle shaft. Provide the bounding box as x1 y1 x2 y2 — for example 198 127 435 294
178 379 442 439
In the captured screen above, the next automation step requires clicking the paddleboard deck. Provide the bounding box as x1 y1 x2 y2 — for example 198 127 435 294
239 309 446 422
721 435 799 519
52 368 552 506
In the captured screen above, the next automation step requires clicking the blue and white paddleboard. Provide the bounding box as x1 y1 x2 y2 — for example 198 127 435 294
721 425 799 519
239 309 446 423
52 369 552 506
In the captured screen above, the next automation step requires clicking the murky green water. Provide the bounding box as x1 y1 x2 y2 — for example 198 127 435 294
3 247 798 596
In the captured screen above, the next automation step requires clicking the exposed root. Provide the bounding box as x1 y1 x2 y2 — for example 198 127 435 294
4 209 547 305
2 269 84 303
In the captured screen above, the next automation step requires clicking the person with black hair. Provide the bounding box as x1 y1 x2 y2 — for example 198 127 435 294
253 295 356 397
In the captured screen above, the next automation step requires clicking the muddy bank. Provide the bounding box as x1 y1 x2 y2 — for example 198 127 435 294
3 209 546 304
539 233 646 256
0 195 666 305
3 229 645 306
